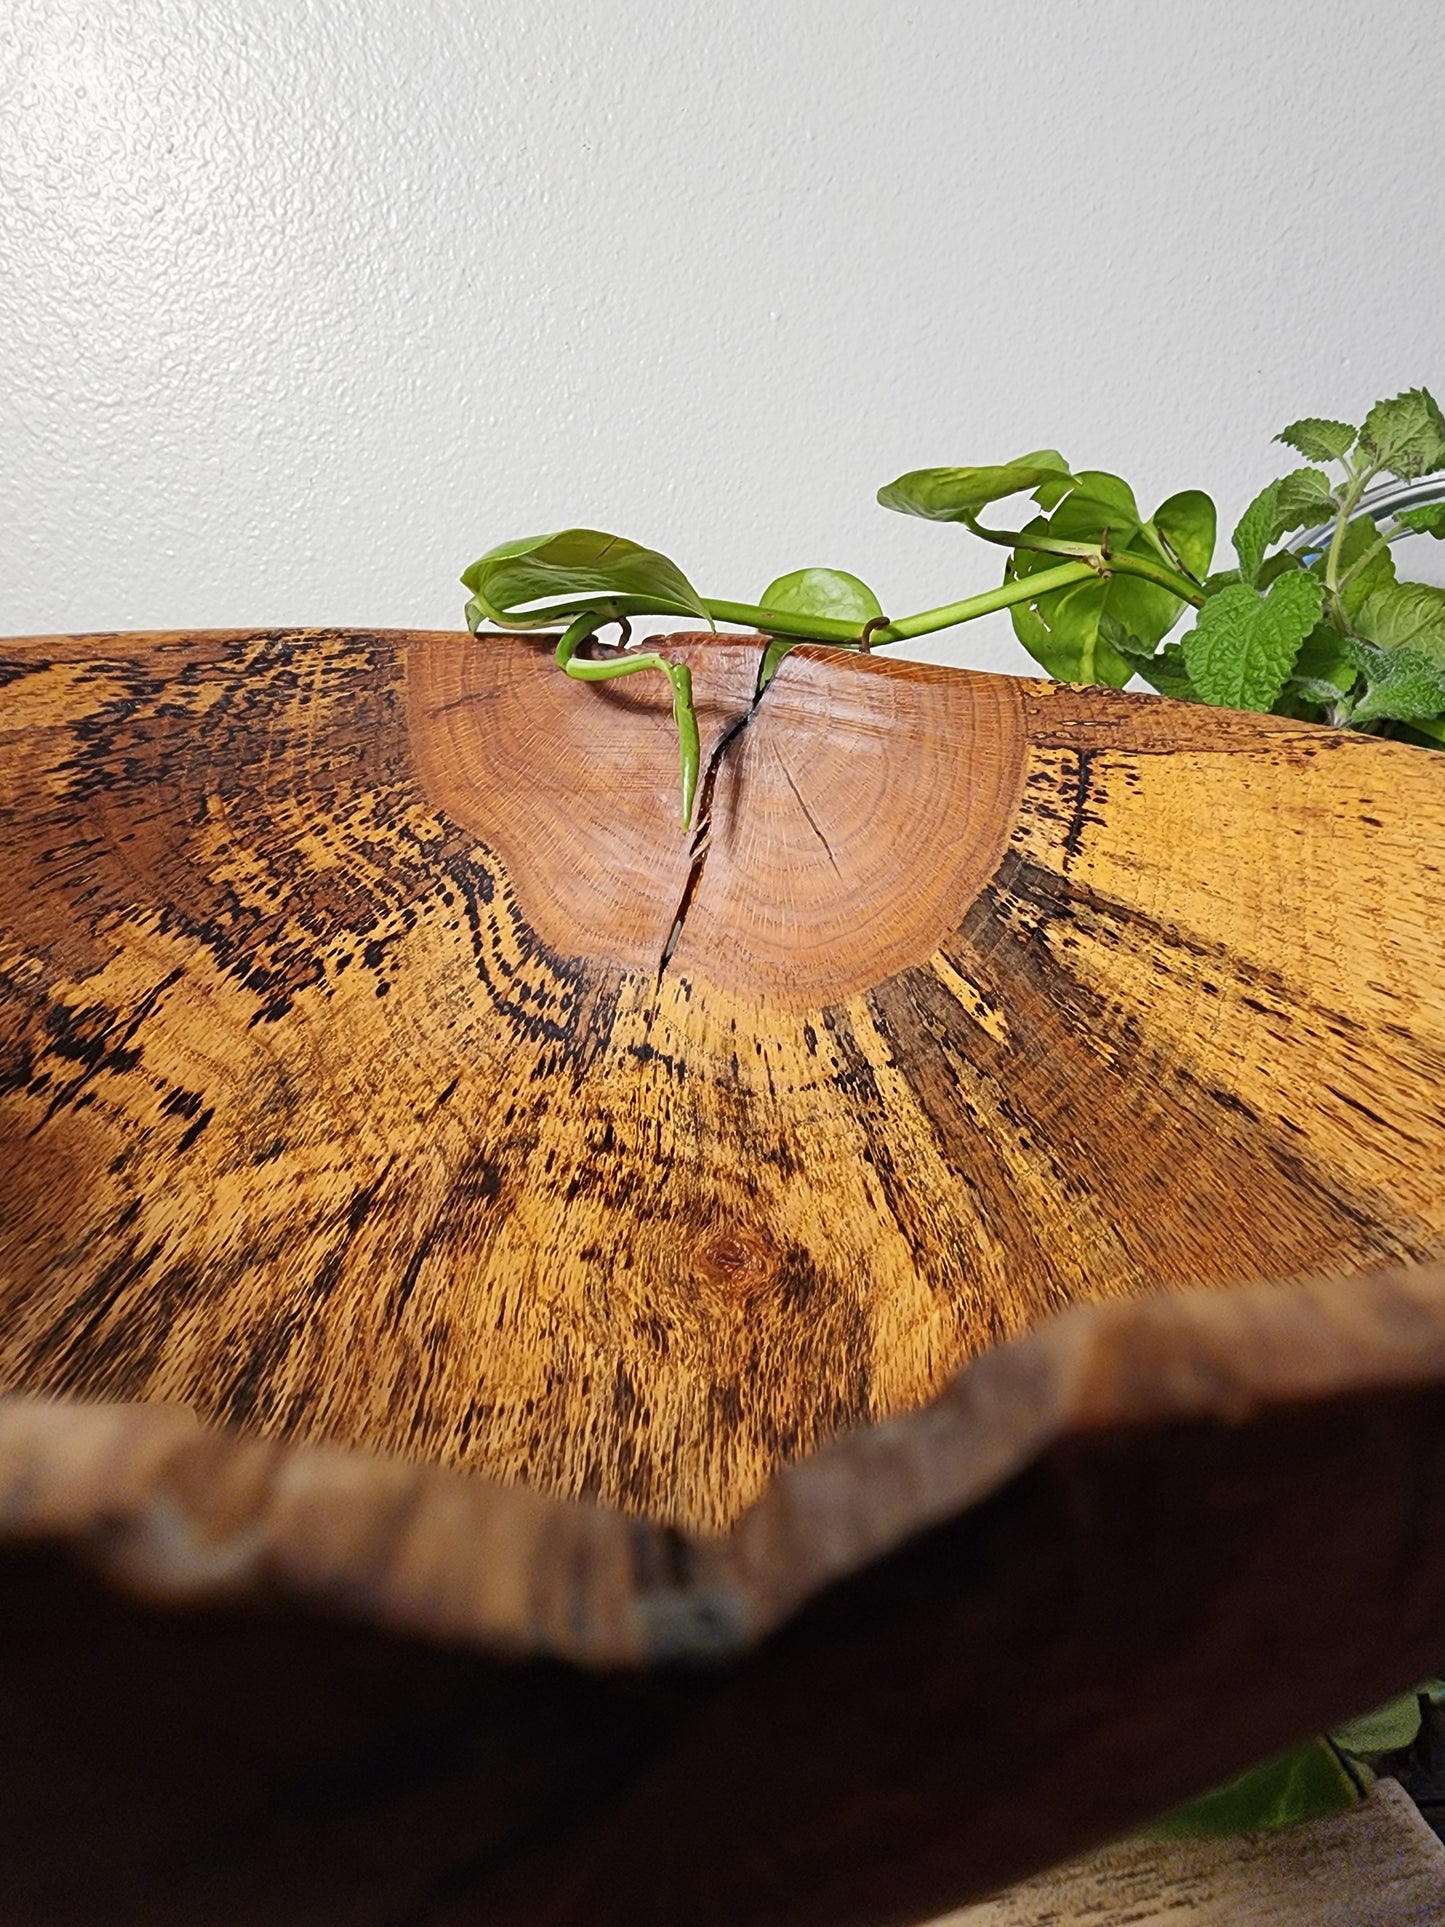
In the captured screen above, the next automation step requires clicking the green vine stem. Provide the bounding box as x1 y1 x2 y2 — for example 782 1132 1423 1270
555 609 701 828
548 544 1206 826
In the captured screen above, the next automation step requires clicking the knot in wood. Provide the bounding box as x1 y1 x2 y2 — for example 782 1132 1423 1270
693 1226 779 1294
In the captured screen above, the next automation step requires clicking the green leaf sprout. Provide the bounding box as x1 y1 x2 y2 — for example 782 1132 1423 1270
461 385 1445 826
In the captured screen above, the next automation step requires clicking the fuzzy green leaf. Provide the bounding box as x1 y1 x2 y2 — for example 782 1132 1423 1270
1359 388 1445 482
1272 466 1338 536
1277 417 1357 464
1184 571 1325 710
1397 502 1445 538
1355 582 1445 664
1293 622 1357 691
1233 471 1336 582
1346 639 1445 725
1144 1740 1363 1839
1232 484 1279 584
876 453 1074 521
759 568 883 626
1320 515 1399 621
460 528 709 627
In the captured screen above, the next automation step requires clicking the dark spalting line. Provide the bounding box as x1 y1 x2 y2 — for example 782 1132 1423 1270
820 1001 1036 1345
1059 747 1104 869
901 856 1443 1283
0 630 882 1510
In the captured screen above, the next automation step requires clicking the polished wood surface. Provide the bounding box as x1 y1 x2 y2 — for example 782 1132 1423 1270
6 1263 1445 1924
3 629 1445 1530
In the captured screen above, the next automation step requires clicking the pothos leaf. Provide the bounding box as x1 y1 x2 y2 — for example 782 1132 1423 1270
1183 570 1325 710
1006 473 1201 687
1277 417 1357 464
1359 388 1445 482
876 453 1074 521
1330 1691 1426 1759
1136 643 1199 701
1143 1740 1364 1839
759 568 882 625
1152 490 1216 582
460 529 710 628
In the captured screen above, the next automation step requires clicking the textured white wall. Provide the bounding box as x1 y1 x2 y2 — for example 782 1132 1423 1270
4 0 1443 670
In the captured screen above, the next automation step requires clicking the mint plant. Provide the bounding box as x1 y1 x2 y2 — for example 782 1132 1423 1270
461 387 1445 826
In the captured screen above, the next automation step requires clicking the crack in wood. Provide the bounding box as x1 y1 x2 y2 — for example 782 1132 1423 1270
657 641 778 980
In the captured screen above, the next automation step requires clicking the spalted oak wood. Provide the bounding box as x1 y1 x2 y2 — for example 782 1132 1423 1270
3 629 1445 1529
6 1263 1445 1925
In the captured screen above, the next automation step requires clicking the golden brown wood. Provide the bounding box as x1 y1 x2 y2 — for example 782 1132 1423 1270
7 1262 1445 1924
4 628 1445 1532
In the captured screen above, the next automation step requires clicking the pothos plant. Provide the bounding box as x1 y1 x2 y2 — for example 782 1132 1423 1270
462 386 1445 828
463 411 1445 1835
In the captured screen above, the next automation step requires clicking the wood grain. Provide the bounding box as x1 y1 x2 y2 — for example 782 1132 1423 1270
8 1263 1445 1924
3 628 1445 1527
943 1779 1445 1927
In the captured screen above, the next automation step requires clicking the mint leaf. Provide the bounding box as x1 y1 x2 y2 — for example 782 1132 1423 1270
1272 467 1337 536
1277 417 1357 464
1183 571 1325 710
1345 639 1445 725
1293 621 1357 691
1397 502 1445 538
1232 483 1278 583
1318 514 1398 621
877 454 1074 520
759 567 882 625
1137 641 1198 701
1144 1740 1363 1839
1359 388 1445 482
1355 582 1445 664
1235 471 1336 582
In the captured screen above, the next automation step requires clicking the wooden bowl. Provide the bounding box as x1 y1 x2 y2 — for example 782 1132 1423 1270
4 627 1445 1923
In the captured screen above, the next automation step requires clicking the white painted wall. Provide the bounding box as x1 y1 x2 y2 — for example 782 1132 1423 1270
4 0 1443 671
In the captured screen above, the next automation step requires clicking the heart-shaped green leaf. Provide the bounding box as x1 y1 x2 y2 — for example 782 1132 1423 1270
1183 570 1325 710
1330 1692 1426 1759
1151 490 1216 582
1007 475 1203 686
1144 1739 1363 1839
460 529 709 628
759 567 883 625
876 451 1074 521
